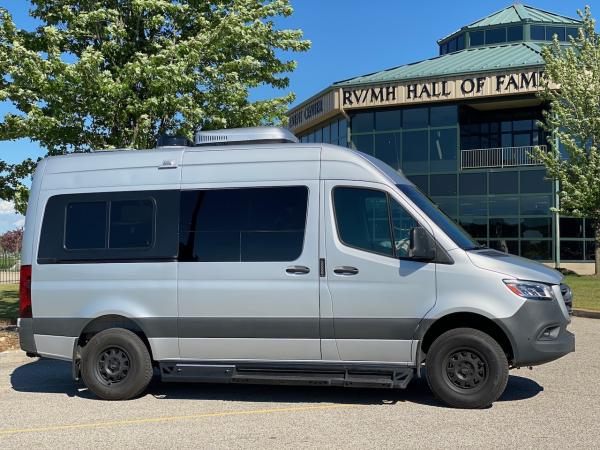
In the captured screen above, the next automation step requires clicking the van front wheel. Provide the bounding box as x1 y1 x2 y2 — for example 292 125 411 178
425 328 509 409
81 328 153 400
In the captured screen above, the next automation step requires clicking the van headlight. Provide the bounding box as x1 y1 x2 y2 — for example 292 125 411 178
503 280 555 301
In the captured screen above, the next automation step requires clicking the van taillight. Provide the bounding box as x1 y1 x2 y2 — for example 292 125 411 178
19 265 32 318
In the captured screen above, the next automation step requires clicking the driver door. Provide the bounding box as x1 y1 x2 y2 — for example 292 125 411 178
324 181 437 363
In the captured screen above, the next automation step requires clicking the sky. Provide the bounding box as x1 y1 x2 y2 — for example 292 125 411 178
0 0 593 232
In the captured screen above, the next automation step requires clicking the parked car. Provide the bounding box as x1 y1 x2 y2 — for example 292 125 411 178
18 127 574 408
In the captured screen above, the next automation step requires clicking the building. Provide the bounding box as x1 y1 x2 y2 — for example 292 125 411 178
287 4 594 274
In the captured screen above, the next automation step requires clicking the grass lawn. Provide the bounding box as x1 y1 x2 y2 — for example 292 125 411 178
564 275 600 312
0 284 18 319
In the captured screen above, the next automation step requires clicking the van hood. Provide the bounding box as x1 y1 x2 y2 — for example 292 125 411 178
466 249 563 284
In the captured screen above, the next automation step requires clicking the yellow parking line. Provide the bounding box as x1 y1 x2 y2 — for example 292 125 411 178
0 404 353 435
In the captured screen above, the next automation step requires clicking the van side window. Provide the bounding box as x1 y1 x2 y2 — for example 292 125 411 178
333 186 422 260
390 199 420 258
65 202 107 249
179 186 308 262
333 187 393 256
38 190 179 264
109 200 154 248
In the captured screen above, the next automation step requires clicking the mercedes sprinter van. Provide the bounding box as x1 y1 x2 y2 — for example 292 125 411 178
18 127 574 408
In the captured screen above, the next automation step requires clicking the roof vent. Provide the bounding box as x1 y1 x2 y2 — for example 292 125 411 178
156 135 190 148
193 127 299 146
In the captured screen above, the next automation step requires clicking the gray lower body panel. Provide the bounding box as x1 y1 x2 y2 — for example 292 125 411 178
496 299 575 366
18 318 37 355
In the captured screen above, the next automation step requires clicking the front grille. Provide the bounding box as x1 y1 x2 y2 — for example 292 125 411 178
560 284 573 315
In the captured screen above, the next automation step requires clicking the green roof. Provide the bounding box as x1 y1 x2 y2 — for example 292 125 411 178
468 4 580 28
439 4 581 42
334 42 544 87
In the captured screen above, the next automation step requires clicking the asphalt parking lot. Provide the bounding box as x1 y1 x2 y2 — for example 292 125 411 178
1 317 599 449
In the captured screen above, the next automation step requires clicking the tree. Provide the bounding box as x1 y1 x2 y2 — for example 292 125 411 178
536 6 600 275
0 0 310 213
0 228 23 254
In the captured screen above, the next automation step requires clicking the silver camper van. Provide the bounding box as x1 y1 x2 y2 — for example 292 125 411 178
18 127 574 408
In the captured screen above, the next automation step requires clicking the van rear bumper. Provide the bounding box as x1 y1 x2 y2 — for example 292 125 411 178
17 318 38 356
497 299 575 367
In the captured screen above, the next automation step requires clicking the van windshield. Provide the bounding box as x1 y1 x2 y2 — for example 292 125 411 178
396 184 481 250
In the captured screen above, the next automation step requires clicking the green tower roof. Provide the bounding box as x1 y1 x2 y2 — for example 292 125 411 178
439 4 580 42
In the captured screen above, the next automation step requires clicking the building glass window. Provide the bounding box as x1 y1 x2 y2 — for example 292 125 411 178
331 120 339 142
459 197 487 216
432 197 457 218
485 27 506 44
339 119 348 146
507 25 523 42
560 217 584 238
430 129 457 172
520 170 551 193
351 134 374 154
430 174 457 196
585 241 596 260
561 241 584 260
489 171 518 194
489 196 519 216
521 240 551 260
407 175 429 195
489 239 518 254
403 107 428 129
490 218 519 238
448 39 457 53
521 217 551 239
520 195 552 215
459 217 487 238
375 109 401 131
456 33 465 51
430 105 457 127
322 124 331 143
314 128 322 143
585 219 596 239
470 30 484 46
566 27 579 39
460 172 487 195
374 133 400 170
402 130 429 173
546 26 566 41
351 112 374 133
531 25 545 40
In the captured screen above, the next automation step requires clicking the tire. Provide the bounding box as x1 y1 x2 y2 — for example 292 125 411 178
425 327 509 409
81 328 153 400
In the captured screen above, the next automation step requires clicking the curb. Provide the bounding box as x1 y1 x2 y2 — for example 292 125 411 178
572 309 600 319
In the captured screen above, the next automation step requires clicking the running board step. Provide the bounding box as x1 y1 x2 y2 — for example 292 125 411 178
159 363 414 389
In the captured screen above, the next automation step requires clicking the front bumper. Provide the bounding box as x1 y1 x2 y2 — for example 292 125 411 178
17 318 38 356
496 298 575 367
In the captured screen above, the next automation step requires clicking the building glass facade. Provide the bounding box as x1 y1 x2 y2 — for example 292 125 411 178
290 5 592 268
297 103 595 263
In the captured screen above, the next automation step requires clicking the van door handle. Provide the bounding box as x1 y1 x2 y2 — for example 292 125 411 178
286 265 310 275
333 266 359 275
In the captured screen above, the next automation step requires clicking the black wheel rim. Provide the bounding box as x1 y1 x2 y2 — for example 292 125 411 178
96 346 131 385
444 348 488 392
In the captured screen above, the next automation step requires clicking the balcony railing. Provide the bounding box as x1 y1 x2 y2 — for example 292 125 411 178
461 145 546 169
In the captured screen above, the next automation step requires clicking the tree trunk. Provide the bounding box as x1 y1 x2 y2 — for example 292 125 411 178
595 222 600 277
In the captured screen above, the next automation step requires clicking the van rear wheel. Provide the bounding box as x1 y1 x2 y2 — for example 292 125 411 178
425 327 508 409
81 328 153 400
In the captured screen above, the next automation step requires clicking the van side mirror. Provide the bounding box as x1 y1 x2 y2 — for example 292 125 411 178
409 227 436 261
